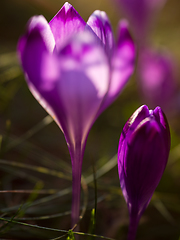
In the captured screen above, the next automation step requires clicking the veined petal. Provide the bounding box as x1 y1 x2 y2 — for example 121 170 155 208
87 10 115 56
100 20 135 112
49 2 86 51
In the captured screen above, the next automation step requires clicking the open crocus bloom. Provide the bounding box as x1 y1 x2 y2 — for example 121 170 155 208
17 2 135 226
118 105 170 240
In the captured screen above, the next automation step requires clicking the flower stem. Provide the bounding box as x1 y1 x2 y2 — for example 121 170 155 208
71 142 83 229
127 213 140 240
71 163 82 227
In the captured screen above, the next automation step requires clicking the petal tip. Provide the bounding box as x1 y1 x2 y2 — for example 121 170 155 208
63 2 73 12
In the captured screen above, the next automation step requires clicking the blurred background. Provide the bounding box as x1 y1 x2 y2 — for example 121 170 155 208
0 0 180 239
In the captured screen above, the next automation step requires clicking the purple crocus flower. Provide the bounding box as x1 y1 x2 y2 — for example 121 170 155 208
118 105 170 240
138 48 177 113
115 0 166 44
17 2 135 226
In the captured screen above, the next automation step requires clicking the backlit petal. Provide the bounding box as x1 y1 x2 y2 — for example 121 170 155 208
87 10 114 56
17 15 55 61
100 20 135 112
49 2 86 51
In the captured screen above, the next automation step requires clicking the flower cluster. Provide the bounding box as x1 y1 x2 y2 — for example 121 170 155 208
18 2 171 239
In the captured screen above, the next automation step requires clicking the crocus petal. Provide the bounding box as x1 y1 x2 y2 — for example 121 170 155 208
19 27 51 86
18 15 55 61
49 2 86 51
119 105 149 146
18 24 63 129
118 105 149 205
100 20 135 112
124 118 167 215
87 10 115 56
153 106 171 156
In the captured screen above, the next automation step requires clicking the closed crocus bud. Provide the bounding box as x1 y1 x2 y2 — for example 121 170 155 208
118 105 170 240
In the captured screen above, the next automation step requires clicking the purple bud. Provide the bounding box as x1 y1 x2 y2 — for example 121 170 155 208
118 105 170 240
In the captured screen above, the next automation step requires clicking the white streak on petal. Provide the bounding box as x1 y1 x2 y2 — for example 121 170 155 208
28 15 55 53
